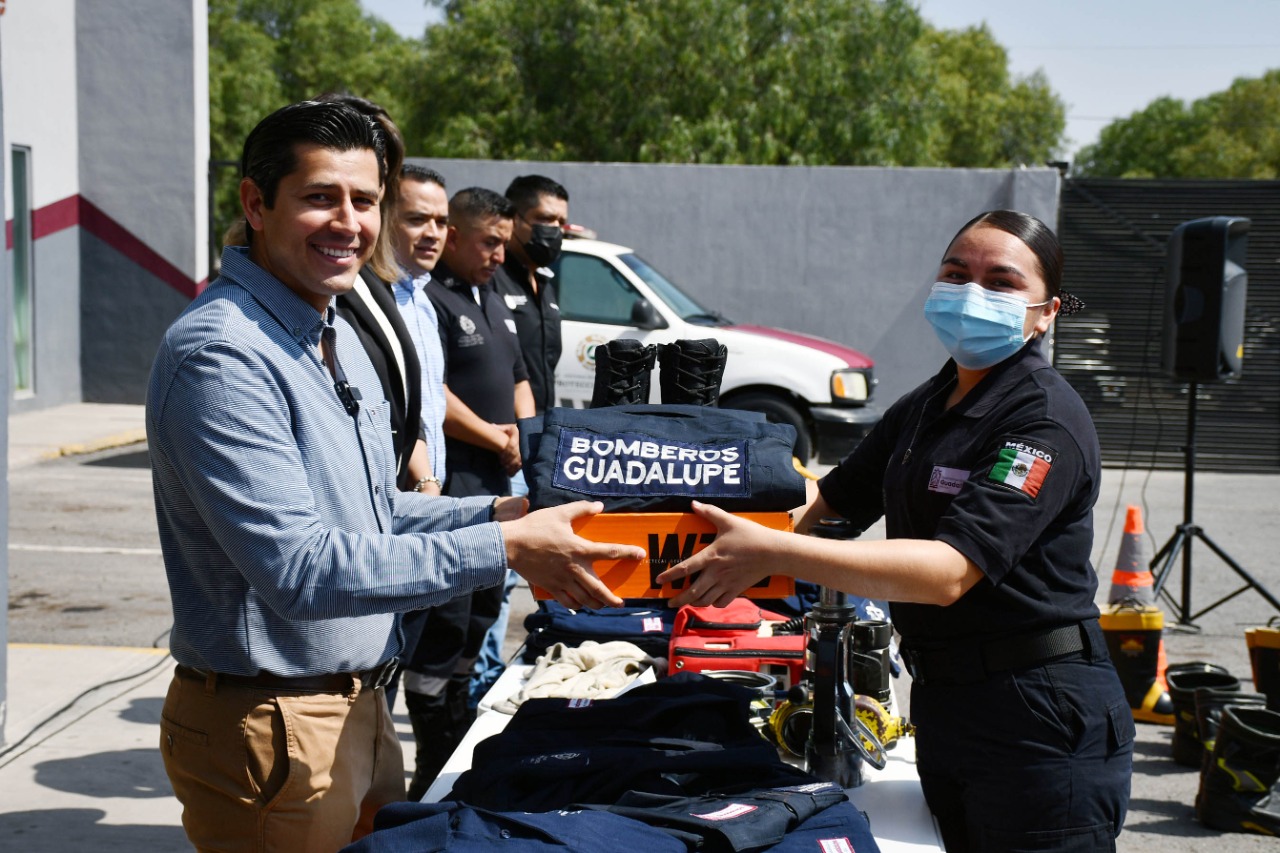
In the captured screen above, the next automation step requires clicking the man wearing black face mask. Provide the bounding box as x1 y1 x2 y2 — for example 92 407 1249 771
492 175 569 413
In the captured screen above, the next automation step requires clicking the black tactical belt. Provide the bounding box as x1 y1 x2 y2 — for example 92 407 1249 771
901 621 1093 686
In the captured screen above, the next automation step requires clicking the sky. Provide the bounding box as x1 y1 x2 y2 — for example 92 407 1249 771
361 0 1280 162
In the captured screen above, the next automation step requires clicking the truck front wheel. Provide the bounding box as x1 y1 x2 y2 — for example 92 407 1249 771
723 392 812 464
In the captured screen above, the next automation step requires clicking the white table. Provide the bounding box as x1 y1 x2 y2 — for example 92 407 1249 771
423 665 943 852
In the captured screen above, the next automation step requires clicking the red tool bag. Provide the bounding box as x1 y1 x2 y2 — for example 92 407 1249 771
669 599 806 689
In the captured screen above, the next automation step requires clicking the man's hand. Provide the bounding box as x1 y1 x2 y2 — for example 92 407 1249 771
497 423 522 476
500 501 642 610
493 495 529 522
655 501 784 608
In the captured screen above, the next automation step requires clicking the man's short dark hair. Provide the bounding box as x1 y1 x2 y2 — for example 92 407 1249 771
449 187 516 227
402 164 447 190
504 175 569 215
241 100 387 209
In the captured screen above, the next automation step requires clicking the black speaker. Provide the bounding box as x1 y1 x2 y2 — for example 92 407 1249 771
1161 216 1250 382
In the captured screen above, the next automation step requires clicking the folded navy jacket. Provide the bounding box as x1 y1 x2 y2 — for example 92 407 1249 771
341 801 688 852
521 601 676 664
519 404 806 512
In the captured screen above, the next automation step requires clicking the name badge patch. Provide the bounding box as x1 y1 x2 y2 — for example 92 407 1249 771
988 439 1054 498
928 466 969 495
552 429 750 499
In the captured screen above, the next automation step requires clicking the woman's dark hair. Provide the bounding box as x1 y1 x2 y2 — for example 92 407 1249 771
241 100 386 209
947 210 1083 314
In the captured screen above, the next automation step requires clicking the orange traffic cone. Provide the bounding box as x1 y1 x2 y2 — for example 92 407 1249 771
1108 505 1154 606
1100 505 1174 724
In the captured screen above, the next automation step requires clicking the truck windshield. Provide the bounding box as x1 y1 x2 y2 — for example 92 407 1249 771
619 253 732 326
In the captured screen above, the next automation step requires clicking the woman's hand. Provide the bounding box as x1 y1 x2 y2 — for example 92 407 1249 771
655 501 790 608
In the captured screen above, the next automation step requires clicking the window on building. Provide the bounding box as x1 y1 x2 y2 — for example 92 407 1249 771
11 145 34 396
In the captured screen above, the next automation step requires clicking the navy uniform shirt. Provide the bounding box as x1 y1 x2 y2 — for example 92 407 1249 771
491 255 561 413
819 338 1101 646
427 260 529 424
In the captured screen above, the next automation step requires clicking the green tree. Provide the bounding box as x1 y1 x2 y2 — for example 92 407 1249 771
208 0 425 240
407 0 1064 168
1076 70 1280 179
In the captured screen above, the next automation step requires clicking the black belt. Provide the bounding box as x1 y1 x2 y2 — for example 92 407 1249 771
176 657 398 693
901 621 1093 686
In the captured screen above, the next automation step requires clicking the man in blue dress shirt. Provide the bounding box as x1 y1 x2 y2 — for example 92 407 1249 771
146 100 635 852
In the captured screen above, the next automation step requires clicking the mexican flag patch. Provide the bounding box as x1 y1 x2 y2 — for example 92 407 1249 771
988 440 1053 497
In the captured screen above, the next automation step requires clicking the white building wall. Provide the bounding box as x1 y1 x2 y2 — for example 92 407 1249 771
0 0 79 217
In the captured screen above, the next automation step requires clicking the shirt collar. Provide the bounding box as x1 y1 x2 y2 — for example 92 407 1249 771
218 247 331 342
431 260 474 292
943 338 1050 419
394 267 433 294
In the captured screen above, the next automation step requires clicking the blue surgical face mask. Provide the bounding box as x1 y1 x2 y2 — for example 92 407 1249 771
923 282 1049 370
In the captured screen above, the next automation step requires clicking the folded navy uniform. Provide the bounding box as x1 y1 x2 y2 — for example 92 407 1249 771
521 601 676 664
341 801 688 852
518 404 806 512
439 675 879 852
342 795 879 853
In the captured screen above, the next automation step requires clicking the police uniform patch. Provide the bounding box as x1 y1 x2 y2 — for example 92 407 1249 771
987 438 1054 498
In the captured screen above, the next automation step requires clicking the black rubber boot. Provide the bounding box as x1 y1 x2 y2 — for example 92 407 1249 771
1168 668 1241 767
1196 690 1268 775
1099 604 1174 725
590 339 656 407
658 338 727 406
404 690 462 802
1247 624 1280 712
1196 704 1280 834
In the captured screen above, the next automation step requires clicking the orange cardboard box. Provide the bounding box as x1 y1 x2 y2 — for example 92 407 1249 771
533 511 795 600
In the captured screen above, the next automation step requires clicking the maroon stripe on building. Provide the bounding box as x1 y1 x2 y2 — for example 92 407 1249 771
9 194 207 298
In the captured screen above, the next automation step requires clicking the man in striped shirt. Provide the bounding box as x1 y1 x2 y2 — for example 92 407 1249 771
147 100 636 853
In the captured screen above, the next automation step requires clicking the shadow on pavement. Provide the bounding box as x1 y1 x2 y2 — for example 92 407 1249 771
33 748 171 799
81 448 151 470
0 808 188 850
118 697 164 726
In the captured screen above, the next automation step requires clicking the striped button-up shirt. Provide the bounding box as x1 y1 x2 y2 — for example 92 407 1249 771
393 270 448 482
146 248 506 677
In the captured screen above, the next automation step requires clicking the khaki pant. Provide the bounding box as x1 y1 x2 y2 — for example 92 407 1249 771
159 667 404 853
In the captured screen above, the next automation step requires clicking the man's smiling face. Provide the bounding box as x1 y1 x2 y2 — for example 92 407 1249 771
242 142 382 312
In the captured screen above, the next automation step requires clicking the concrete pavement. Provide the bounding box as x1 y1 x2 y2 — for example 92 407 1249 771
5 402 1280 851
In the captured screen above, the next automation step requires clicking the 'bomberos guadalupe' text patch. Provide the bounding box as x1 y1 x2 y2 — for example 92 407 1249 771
552 429 751 499
987 439 1053 498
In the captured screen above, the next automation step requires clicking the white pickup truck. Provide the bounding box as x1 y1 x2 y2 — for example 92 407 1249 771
549 234 881 464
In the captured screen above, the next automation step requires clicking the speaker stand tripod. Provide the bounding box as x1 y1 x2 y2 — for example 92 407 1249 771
1150 381 1280 627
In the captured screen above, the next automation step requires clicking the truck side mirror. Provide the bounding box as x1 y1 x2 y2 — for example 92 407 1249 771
630 297 668 331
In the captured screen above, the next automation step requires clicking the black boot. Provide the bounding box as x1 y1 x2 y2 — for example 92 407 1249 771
1196 690 1268 775
590 339 656 407
658 338 727 406
1247 624 1280 712
1099 604 1174 725
404 689 462 802
1197 705 1280 834
1168 668 1241 767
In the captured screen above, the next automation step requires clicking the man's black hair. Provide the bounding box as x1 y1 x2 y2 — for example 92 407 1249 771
449 187 516 226
401 164 447 190
241 100 387 210
504 174 568 215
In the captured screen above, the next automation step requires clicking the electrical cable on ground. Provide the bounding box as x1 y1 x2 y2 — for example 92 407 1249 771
0 624 175 768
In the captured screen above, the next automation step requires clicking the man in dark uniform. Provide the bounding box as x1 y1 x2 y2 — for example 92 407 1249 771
491 175 569 413
474 176 571 702
400 187 533 799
